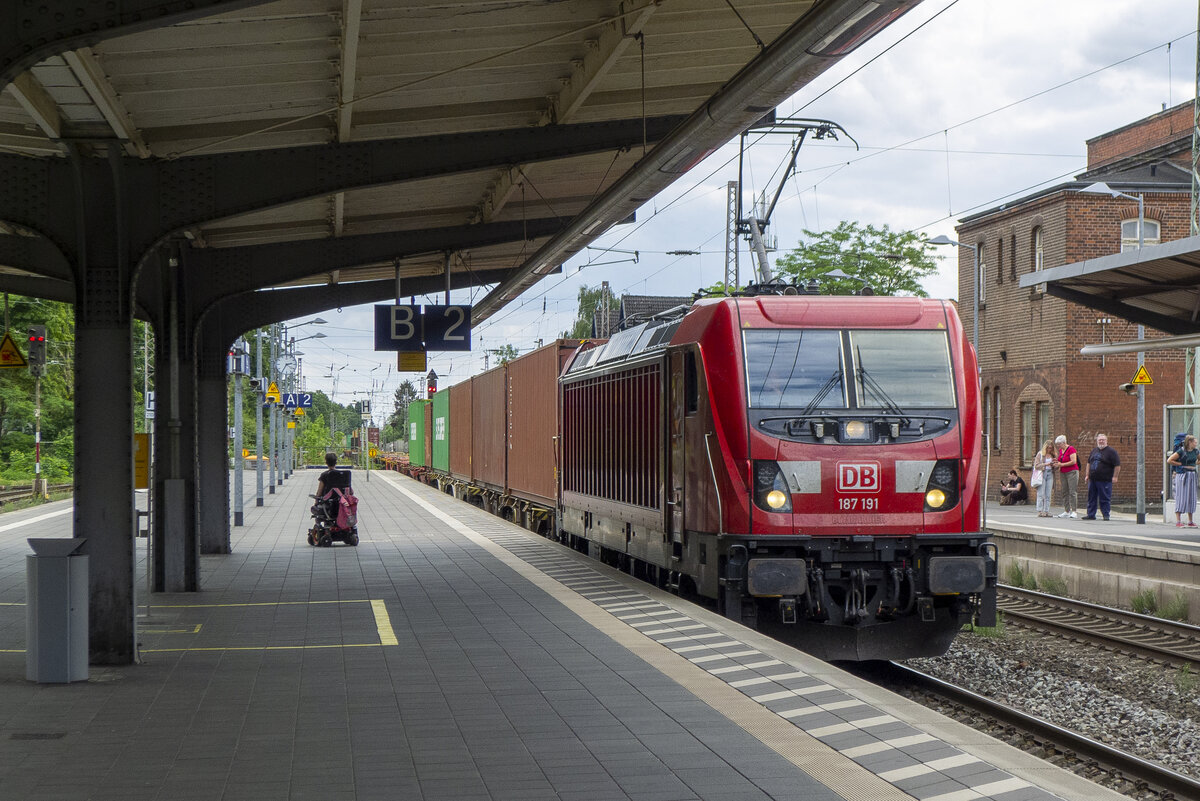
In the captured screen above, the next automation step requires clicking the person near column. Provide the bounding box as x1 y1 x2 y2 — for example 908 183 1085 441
1033 439 1056 518
1053 435 1079 519
1167 434 1199 527
1082 433 1120 521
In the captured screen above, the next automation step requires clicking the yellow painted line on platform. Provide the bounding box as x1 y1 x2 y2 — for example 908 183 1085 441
141 624 203 635
0 602 23 606
151 599 370 608
372 599 398 646
136 598 399 652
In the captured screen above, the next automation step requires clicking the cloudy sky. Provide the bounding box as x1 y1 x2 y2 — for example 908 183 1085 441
293 0 1200 423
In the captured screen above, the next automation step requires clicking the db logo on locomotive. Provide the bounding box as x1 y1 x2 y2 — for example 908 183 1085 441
837 461 881 493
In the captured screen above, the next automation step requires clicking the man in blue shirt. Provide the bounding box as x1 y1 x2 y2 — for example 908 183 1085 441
1082 433 1121 521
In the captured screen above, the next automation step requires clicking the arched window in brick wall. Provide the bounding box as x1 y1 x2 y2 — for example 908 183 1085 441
1017 383 1052 467
982 388 991 449
977 243 986 304
1010 233 1017 281
1121 218 1159 251
1031 226 1045 294
996 238 1004 285
992 386 1001 452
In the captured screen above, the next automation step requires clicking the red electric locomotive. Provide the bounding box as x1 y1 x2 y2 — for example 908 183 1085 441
557 293 996 660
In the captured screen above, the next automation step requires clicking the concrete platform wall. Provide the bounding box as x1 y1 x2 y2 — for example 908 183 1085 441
993 530 1200 623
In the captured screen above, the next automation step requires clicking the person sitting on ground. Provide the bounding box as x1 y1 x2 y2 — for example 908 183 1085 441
999 469 1028 505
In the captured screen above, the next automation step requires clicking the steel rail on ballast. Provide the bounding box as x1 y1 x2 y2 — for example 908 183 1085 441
997 584 1200 666
858 661 1200 801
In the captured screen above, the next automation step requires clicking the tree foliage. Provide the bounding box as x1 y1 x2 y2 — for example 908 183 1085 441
295 413 331 465
0 296 76 483
489 344 519 366
387 380 419 430
563 284 619 338
773 221 939 297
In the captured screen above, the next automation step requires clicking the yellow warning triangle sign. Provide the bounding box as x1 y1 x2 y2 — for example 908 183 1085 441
0 332 28 368
1131 365 1153 385
265 381 281 402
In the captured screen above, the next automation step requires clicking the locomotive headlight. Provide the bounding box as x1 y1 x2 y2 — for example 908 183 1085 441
924 459 960 512
841 419 871 442
753 460 793 513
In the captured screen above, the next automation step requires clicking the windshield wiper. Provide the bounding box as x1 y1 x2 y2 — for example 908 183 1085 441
800 370 843 417
856 366 911 424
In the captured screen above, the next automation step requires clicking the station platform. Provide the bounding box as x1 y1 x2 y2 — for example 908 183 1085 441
0 471 1128 801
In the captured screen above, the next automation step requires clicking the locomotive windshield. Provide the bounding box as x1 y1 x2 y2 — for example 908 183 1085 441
745 329 954 409
744 330 845 409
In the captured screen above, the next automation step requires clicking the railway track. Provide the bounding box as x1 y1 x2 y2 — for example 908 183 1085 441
855 661 1200 801
998 585 1200 666
0 484 72 506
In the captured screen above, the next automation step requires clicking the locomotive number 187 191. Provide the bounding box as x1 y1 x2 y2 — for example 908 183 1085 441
838 497 878 511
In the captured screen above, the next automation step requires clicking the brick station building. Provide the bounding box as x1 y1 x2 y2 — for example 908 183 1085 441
954 102 1196 506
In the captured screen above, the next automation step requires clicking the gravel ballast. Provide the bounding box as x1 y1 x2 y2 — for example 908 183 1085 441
904 625 1200 792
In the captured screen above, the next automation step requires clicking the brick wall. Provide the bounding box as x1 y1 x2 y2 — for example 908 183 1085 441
957 189 1192 505
1086 101 1193 171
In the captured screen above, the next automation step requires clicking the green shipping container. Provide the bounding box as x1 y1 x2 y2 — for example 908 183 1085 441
408 400 429 467
431 390 450 472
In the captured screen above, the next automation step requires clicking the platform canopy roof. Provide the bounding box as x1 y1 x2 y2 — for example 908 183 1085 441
1019 234 1200 336
1 0 921 324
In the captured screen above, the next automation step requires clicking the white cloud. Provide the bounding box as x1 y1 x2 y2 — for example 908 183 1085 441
299 0 1199 406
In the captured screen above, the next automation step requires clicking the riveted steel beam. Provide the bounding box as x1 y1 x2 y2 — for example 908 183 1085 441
0 0 277 88
0 116 681 267
186 217 566 318
200 267 514 356
143 116 682 257
0 232 74 280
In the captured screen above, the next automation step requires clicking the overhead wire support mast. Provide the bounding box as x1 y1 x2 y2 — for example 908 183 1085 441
735 117 859 285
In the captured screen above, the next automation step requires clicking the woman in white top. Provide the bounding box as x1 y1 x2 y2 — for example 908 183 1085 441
1032 439 1055 518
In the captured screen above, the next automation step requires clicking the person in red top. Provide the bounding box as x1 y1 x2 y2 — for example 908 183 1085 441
1053 435 1080 519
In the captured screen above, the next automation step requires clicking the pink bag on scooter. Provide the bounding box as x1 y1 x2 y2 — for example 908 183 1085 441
333 487 358 528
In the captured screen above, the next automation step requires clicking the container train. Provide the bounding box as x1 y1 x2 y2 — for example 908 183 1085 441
399 293 997 661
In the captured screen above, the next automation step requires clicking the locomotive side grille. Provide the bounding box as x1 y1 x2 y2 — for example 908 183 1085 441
562 363 663 510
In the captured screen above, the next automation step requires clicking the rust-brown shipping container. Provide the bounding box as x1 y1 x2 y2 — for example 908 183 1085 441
471 366 507 492
448 380 473 481
506 340 582 506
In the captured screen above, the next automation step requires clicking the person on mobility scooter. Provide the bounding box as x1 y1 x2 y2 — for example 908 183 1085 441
308 452 359 547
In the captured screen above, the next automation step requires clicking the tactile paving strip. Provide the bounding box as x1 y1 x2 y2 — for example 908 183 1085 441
389 476 1066 801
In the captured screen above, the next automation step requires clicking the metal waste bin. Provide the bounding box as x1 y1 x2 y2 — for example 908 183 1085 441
26 538 88 683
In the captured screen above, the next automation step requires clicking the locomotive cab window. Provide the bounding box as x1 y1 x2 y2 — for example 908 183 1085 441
743 330 845 409
850 330 955 409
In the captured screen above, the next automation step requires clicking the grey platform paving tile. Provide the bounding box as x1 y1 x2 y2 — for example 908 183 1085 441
908 778 974 799
944 763 1015 783
992 788 1062 801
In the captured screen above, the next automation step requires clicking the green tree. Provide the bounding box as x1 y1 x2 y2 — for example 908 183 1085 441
387 380 419 429
489 344 519 366
296 413 331 465
773 221 939 297
563 284 619 338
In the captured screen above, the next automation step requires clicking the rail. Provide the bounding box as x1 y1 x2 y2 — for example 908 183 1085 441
998 584 1200 666
854 661 1200 801
0 484 73 506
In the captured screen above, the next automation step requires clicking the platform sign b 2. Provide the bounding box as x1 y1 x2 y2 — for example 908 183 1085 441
424 305 471 352
374 305 424 352
374 304 471 352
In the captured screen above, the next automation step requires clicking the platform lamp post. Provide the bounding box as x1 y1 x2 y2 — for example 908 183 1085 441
926 235 981 361
1080 182 1146 524
288 331 327 471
